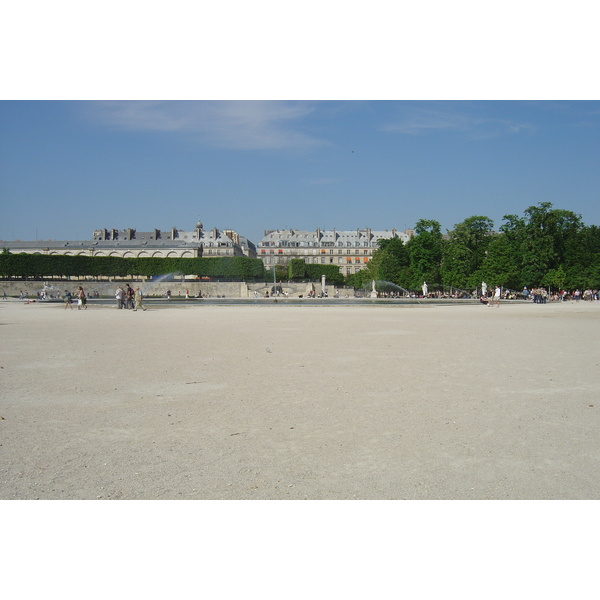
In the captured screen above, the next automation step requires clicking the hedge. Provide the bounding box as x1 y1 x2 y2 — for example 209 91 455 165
287 259 345 284
0 253 266 280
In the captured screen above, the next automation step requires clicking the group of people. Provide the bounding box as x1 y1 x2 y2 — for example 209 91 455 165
115 284 146 311
523 287 599 302
522 287 549 303
266 289 290 298
36 283 148 310
478 285 502 307
563 288 598 301
63 286 88 310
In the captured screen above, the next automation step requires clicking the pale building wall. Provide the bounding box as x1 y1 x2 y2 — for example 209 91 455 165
257 227 414 276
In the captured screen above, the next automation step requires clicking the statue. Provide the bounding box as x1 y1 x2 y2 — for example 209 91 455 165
422 282 428 297
482 282 487 296
370 280 378 298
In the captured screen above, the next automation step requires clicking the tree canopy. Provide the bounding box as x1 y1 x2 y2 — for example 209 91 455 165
361 203 599 292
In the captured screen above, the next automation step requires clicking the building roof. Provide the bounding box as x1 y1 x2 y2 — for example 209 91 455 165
0 239 202 250
258 227 413 245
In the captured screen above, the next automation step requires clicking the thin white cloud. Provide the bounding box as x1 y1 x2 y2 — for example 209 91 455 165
382 106 535 138
86 101 329 150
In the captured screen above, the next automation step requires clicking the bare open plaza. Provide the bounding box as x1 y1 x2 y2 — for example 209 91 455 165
1 299 598 500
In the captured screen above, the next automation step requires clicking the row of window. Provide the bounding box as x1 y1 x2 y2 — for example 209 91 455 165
261 248 371 255
263 257 365 274
204 249 234 255
262 256 369 265
260 241 372 248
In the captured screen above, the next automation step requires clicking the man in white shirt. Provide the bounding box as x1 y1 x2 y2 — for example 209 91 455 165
115 286 124 309
492 285 501 308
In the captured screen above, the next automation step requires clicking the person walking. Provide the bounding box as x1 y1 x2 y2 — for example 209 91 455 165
125 284 135 309
492 285 501 308
133 287 146 311
64 289 73 310
115 286 124 309
77 286 87 310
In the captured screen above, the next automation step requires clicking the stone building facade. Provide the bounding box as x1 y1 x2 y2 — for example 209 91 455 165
1 221 256 260
257 227 414 276
1 222 415 276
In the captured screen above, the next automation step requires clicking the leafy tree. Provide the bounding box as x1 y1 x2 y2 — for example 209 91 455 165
441 216 494 289
284 260 344 284
345 269 372 289
480 233 520 290
304 263 344 284
501 202 583 287
542 265 567 291
440 235 471 289
405 219 444 289
265 265 289 282
377 237 410 266
288 259 307 280
376 237 410 284
563 224 600 288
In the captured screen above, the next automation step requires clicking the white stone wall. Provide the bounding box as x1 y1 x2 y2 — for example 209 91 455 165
0 280 356 299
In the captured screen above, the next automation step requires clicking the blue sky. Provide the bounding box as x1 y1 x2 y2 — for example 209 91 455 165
1 4 599 246
1 100 599 244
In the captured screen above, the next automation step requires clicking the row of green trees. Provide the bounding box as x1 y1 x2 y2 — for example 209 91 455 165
0 251 350 285
348 203 600 291
0 253 267 280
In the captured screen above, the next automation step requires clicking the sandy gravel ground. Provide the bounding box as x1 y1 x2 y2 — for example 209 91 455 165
1 299 598 500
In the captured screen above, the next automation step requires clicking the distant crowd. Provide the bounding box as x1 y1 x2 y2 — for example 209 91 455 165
522 287 598 303
4 283 599 306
